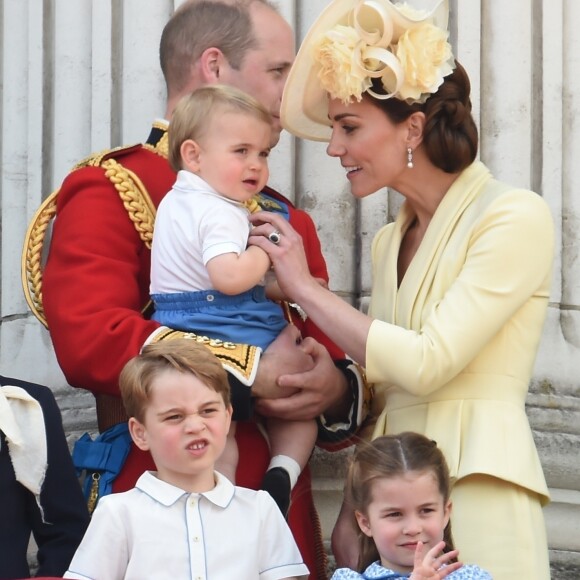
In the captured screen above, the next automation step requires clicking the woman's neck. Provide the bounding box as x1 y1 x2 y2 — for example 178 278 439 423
397 164 460 231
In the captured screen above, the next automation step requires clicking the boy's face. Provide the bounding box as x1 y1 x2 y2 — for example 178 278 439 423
129 368 232 493
182 111 271 203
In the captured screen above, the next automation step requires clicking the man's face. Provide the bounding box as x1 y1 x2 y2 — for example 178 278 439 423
220 3 295 147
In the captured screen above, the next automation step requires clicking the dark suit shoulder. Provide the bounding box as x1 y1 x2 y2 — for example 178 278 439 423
0 375 53 403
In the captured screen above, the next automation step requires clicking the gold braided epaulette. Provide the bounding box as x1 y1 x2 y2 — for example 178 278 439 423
21 191 58 327
101 158 156 249
22 145 158 328
70 145 156 248
243 197 261 214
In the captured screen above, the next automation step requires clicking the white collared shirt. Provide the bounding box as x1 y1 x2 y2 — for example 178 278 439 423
150 170 252 294
64 471 308 580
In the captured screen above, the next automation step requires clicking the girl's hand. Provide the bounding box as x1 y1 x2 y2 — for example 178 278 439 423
409 541 462 579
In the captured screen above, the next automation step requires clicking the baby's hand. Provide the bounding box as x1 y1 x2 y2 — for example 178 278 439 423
409 541 462 579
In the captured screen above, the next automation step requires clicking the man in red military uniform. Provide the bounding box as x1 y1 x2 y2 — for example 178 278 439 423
42 1 368 577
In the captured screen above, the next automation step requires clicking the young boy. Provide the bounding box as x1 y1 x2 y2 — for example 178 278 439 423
64 339 308 580
149 85 318 515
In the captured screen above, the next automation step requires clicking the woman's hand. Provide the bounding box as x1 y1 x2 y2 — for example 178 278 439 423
248 211 319 305
409 541 462 579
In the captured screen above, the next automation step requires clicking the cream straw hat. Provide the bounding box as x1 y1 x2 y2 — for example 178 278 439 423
281 0 451 142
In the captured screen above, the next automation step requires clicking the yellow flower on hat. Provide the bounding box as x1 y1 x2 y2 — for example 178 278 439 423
311 1 454 106
395 22 454 102
314 25 372 104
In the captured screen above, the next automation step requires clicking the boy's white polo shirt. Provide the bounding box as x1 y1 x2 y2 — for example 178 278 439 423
64 471 308 580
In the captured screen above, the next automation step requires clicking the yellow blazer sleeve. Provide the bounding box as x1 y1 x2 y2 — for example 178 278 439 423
366 187 554 394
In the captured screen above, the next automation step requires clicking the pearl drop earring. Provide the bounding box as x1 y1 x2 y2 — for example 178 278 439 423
407 147 414 169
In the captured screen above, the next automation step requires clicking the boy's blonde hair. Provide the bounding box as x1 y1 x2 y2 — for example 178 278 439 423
119 339 230 423
168 84 272 172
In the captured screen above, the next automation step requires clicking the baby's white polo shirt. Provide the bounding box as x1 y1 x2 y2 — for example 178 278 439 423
64 471 308 580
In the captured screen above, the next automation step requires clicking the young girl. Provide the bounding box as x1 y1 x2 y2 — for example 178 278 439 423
331 433 492 579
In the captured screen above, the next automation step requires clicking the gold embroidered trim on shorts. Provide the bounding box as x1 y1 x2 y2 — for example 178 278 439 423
151 328 261 385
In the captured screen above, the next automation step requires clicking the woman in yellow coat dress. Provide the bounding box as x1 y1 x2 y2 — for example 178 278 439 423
248 1 554 578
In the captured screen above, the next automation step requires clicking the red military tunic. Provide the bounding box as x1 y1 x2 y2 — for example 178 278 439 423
43 123 345 579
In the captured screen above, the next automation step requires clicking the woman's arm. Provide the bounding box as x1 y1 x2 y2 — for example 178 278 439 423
249 211 372 365
365 189 554 393
250 189 555 393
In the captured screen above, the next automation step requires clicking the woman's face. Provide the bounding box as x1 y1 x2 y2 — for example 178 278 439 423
326 96 410 198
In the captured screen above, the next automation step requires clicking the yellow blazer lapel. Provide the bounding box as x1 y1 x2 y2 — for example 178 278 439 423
396 162 492 329
369 208 413 325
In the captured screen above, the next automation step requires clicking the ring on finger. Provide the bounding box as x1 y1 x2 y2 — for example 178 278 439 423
268 230 282 245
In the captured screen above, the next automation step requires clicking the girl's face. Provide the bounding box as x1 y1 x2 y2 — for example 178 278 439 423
326 96 411 198
355 470 451 574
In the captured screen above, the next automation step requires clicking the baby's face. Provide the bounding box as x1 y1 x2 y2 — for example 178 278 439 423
189 111 272 203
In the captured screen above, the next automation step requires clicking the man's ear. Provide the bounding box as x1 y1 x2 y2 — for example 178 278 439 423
355 510 373 538
199 47 225 83
128 417 149 451
180 139 202 172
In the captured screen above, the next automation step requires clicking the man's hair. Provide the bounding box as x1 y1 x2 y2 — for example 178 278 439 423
119 339 231 423
168 84 272 172
160 0 279 96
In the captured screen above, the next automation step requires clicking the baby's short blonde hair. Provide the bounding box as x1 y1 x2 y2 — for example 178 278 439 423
168 84 272 172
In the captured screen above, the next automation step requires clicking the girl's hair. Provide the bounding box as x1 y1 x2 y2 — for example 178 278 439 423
346 432 455 571
369 60 478 174
168 84 272 172
119 338 231 423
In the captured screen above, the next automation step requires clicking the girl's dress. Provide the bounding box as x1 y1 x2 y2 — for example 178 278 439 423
331 561 492 579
